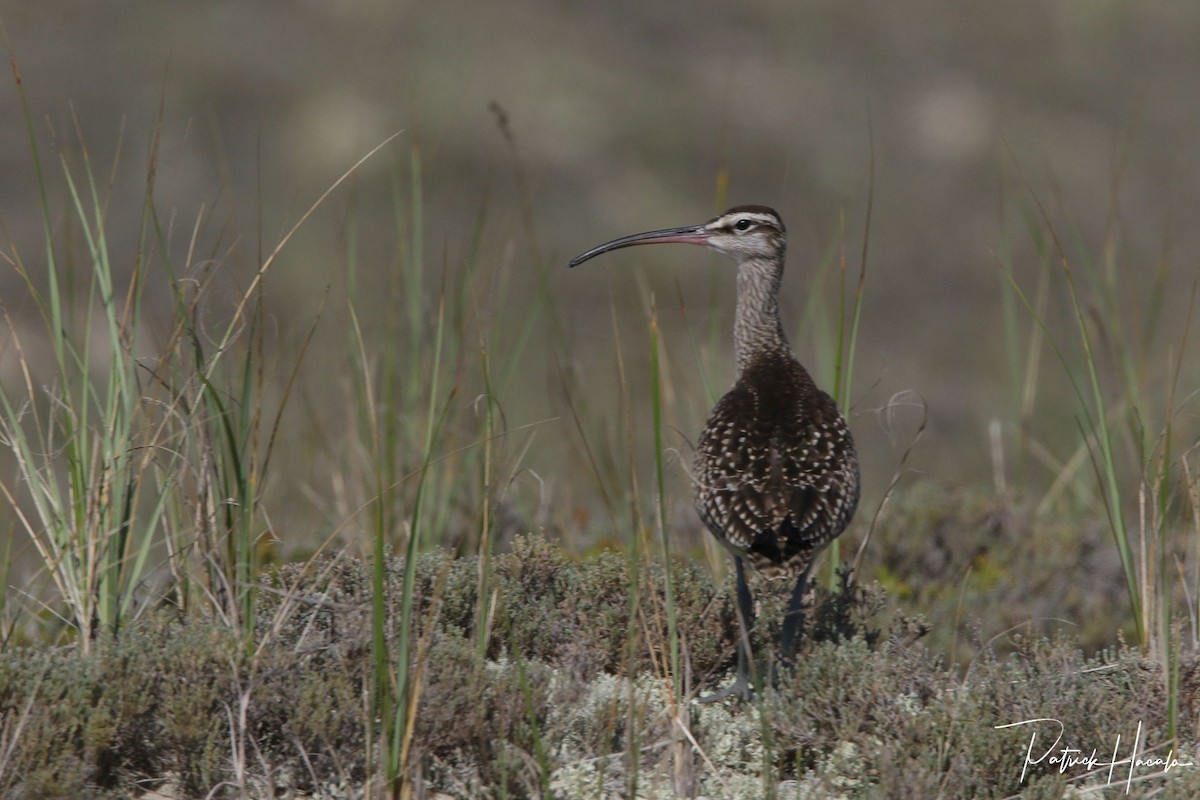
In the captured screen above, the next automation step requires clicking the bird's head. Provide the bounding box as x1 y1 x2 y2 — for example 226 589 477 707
568 205 786 268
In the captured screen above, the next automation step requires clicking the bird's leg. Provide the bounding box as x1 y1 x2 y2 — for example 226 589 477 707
699 557 756 703
779 563 813 664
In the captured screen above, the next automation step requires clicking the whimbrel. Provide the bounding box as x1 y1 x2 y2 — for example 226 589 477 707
569 205 860 701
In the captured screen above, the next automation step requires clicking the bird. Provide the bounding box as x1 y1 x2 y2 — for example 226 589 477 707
568 205 860 701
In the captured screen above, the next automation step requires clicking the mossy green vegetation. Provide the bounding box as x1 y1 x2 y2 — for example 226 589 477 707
3 531 1198 798
868 485 1134 664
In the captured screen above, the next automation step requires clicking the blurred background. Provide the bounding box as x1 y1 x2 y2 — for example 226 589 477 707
2 1 1199 572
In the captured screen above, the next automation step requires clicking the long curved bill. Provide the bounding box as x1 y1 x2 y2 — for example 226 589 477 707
568 224 711 268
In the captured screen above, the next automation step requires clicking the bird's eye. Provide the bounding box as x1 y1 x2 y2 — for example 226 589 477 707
734 219 753 232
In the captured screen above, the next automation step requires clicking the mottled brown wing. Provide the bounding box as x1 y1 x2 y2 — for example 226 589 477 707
695 358 859 579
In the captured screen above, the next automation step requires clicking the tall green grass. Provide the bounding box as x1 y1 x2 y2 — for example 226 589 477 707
996 166 1200 739
0 76 280 648
0 107 159 650
341 126 568 793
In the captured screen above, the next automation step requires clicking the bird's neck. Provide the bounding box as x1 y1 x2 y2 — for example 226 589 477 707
733 255 790 375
